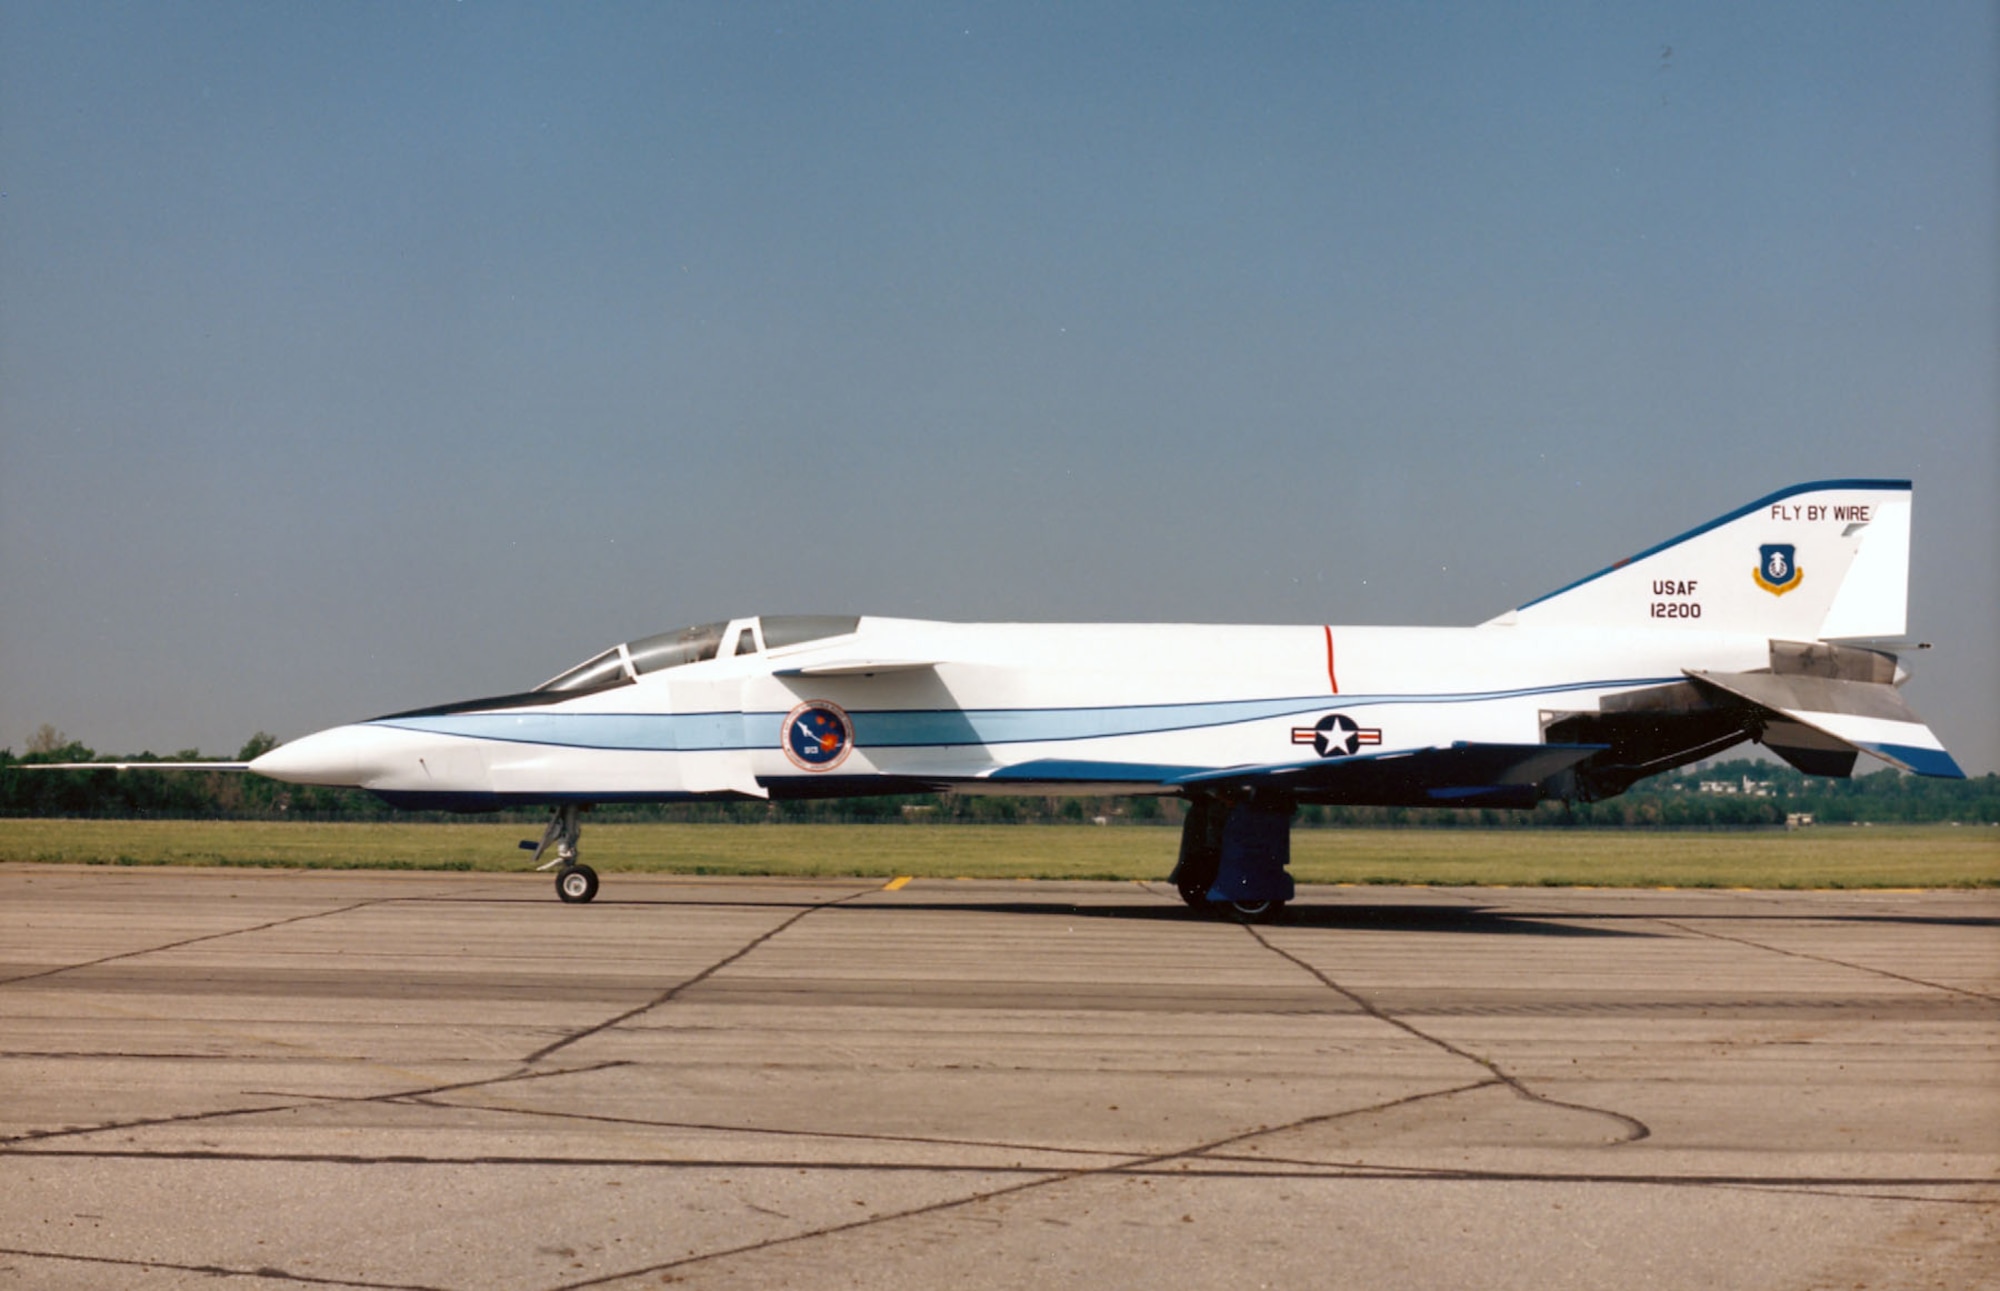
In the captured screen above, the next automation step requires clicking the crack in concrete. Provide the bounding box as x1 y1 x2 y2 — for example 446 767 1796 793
535 1079 1497 1290
1241 921 1653 1143
0 1061 630 1146
1649 917 2000 1005
520 888 872 1065
1421 886 2000 1007
0 899 391 986
410 1096 1131 1161
8 1144 1991 1194
0 1243 451 1289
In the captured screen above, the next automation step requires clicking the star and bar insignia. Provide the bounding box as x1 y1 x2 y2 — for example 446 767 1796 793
1291 712 1382 758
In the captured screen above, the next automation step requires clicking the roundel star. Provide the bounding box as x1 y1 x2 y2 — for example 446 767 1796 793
1314 713 1362 757
1301 713 1381 758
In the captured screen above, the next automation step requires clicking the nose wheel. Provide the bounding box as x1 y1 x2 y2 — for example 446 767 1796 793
555 863 599 903
523 804 598 903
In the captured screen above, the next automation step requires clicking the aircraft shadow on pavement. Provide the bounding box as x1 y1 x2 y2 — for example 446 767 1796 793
1554 909 1999 931
573 891 1988 935
561 893 1648 936
1821 913 1999 929
846 898 1654 937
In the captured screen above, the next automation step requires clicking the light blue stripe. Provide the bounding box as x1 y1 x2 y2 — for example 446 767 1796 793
372 711 745 752
368 677 1680 753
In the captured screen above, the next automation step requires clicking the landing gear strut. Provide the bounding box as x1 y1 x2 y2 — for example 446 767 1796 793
522 804 597 903
1168 791 1295 922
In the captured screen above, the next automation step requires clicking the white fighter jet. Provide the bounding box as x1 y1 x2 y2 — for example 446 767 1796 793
56 479 1963 914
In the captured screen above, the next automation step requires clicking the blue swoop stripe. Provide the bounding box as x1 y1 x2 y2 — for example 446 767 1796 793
366 677 1680 753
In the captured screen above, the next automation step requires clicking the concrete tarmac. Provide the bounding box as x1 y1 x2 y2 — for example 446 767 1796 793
0 864 1994 1289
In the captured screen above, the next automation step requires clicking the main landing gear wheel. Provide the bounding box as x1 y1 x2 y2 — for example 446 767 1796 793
1225 899 1286 924
555 864 599 904
1175 876 1213 910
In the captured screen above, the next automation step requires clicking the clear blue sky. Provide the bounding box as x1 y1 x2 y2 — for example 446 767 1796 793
3 2 1995 773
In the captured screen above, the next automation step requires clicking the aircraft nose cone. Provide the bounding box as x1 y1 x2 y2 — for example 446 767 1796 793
249 725 381 787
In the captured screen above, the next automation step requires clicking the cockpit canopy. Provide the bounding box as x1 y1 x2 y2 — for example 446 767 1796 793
534 615 860 693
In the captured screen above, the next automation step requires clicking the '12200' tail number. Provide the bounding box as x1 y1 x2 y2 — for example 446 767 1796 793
1651 579 1700 619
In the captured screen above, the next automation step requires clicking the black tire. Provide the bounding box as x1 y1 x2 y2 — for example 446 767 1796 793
555 864 599 904
1226 899 1286 924
1171 796 1225 911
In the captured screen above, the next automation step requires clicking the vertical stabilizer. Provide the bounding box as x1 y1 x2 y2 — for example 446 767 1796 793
1497 480 1911 640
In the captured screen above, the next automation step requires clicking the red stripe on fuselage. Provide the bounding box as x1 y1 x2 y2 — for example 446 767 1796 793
1325 625 1338 694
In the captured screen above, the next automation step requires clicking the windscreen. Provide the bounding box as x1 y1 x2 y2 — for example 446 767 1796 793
534 647 630 694
534 621 729 693
760 615 860 649
626 622 727 674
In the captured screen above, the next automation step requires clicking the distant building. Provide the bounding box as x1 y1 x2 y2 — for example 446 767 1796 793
1699 776 1775 797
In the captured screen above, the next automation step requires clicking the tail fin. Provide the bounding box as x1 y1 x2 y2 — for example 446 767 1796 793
1495 480 1911 640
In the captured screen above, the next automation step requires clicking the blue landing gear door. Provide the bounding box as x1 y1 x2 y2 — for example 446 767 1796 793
1206 798 1296 906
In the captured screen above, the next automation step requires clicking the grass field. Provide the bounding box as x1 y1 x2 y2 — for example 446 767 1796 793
1 819 1995 888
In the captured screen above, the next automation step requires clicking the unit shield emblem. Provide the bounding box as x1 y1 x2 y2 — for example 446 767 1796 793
783 700 854 771
1753 543 1803 596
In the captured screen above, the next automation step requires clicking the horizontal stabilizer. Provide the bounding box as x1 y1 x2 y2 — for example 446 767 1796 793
1685 670 1964 779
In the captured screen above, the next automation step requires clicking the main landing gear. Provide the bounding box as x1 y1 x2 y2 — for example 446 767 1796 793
523 804 597 903
1169 790 1296 923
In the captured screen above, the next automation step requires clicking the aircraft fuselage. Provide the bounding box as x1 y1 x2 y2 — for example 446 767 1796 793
248 618 1779 809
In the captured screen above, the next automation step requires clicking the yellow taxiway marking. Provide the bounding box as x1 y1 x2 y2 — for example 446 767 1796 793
881 875 913 891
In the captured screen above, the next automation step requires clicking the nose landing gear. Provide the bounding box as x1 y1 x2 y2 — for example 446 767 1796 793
522 804 598 903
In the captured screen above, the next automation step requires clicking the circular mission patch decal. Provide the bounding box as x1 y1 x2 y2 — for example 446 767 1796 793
782 700 854 772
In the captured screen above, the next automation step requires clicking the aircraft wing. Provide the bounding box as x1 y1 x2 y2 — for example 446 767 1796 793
1172 743 1607 807
1684 670 1964 778
982 743 1604 808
